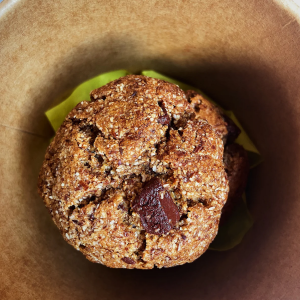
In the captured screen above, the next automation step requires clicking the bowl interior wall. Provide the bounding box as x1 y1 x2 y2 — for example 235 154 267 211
1 0 300 299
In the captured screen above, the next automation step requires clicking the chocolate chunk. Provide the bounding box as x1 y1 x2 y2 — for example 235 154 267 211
223 115 241 144
117 203 127 211
95 154 104 165
157 102 171 125
158 114 171 125
89 213 95 221
221 143 249 223
132 177 180 235
122 257 136 264
68 205 75 211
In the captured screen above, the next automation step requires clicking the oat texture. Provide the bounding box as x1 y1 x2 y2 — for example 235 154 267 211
38 75 238 269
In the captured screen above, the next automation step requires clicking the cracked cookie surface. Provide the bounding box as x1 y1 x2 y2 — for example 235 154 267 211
185 90 249 222
185 90 241 144
38 75 229 269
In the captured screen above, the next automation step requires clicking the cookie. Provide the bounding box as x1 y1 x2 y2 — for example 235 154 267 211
221 143 249 222
38 75 229 269
185 90 241 144
185 90 249 219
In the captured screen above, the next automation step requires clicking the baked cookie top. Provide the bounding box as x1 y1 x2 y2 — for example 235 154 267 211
185 90 241 144
38 75 229 269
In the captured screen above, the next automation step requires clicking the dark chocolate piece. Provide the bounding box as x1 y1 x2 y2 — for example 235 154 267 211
223 114 241 144
221 143 249 223
157 102 171 125
158 114 171 125
131 91 137 97
132 177 180 235
122 257 136 264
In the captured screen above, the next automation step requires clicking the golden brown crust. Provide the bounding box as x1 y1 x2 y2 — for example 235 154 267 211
185 90 241 144
185 90 228 141
38 75 229 269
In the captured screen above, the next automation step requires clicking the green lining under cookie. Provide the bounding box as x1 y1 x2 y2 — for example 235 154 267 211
45 70 262 251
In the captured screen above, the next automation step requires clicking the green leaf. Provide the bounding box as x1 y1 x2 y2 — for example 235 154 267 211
142 70 259 250
46 70 130 132
143 70 261 168
210 195 253 251
45 69 261 251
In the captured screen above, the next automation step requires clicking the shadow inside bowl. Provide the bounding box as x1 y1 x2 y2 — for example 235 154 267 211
21 35 300 300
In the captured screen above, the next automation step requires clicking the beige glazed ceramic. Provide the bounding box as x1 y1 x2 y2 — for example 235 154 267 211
1 0 300 299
